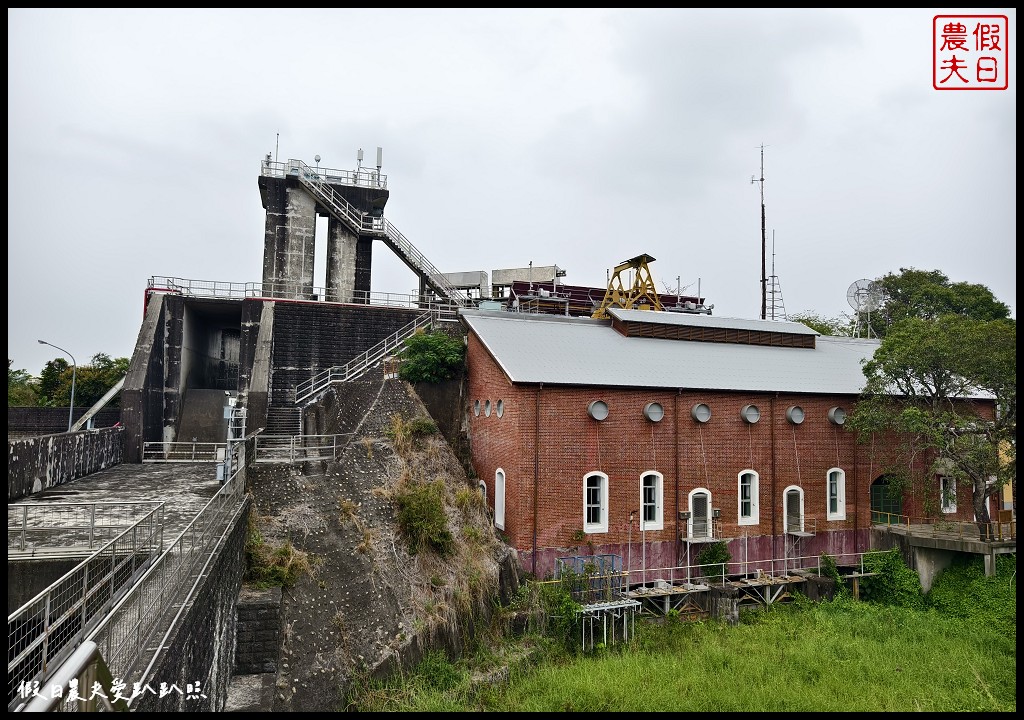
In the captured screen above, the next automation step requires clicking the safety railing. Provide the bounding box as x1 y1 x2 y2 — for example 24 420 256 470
253 433 354 463
8 502 164 559
7 505 163 709
294 307 455 403
260 157 387 189
142 441 226 463
378 218 470 306
871 511 1016 542
146 276 467 311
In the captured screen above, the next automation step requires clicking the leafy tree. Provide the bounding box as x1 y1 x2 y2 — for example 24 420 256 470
788 311 854 336
397 330 466 384
8 360 39 406
36 353 130 408
869 268 1010 338
848 315 1015 536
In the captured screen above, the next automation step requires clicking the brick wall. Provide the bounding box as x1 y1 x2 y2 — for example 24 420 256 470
465 333 986 578
234 587 281 675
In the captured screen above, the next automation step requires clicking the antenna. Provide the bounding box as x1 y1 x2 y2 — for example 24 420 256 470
752 144 768 320
376 146 383 170
847 279 883 337
357 148 364 169
767 230 787 321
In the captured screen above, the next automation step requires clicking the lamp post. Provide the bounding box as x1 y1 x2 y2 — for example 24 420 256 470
38 339 76 432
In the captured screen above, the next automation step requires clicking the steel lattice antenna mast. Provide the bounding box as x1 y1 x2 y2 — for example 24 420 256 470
751 145 767 320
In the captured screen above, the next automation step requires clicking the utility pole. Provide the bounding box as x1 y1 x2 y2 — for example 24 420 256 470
752 145 767 320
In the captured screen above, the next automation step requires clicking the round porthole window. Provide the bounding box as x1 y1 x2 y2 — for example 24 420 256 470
741 404 761 424
828 406 847 425
588 400 609 421
691 403 711 423
484 400 492 417
787 406 805 425
496 400 504 418
644 402 664 422
473 400 480 416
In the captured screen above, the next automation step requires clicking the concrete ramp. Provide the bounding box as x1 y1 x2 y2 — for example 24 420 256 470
178 389 231 444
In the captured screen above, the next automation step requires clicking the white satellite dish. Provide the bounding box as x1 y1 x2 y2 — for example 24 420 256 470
847 279 882 337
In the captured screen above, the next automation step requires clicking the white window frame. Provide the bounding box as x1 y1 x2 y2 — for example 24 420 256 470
738 470 759 526
688 487 713 539
494 468 506 530
640 471 664 531
583 472 609 534
783 485 805 533
827 467 846 521
939 475 957 514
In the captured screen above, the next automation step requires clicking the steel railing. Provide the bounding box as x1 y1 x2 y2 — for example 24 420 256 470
8 502 164 559
142 441 227 463
871 511 1016 541
294 307 455 403
260 157 387 189
7 504 164 709
253 433 354 463
146 276 468 310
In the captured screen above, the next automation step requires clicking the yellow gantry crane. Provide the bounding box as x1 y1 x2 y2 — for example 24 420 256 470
591 253 663 319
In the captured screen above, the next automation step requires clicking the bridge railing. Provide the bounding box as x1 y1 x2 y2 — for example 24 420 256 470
84 452 248 693
142 441 226 463
7 504 163 709
871 511 1016 541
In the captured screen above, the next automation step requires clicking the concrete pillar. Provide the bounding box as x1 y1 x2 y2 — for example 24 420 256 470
325 218 358 303
262 184 316 300
355 237 373 302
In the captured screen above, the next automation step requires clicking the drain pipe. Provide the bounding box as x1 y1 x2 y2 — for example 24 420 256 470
771 393 778 573
674 389 681 566
533 382 542 576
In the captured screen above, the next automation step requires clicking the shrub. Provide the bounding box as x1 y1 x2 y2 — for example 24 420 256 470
397 331 466 384
696 541 731 579
395 480 454 557
860 549 924 609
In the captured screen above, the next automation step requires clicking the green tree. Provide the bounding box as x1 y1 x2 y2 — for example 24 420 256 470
849 315 1015 534
788 311 853 336
37 353 130 408
397 330 466 384
869 268 1010 338
8 359 39 406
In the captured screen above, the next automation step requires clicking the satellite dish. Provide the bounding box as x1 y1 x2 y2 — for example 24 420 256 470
847 279 883 337
314 154 321 164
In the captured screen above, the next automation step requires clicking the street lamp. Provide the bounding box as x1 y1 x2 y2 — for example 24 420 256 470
38 339 76 432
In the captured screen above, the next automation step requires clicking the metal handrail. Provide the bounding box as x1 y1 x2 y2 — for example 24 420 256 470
142 441 226 463
294 306 457 403
260 157 387 189
253 433 354 463
871 511 1016 541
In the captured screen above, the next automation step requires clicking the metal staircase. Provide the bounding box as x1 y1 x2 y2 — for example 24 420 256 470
294 307 455 405
289 160 471 307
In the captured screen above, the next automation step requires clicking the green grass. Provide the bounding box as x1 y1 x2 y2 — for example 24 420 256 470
344 554 1016 712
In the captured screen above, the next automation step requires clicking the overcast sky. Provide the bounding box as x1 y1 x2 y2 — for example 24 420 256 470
8 8 1016 375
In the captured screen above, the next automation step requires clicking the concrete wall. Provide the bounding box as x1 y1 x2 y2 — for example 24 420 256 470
8 427 124 501
122 294 168 463
7 407 121 437
8 559 80 613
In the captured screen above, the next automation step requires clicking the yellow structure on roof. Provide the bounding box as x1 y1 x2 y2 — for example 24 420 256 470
591 253 663 319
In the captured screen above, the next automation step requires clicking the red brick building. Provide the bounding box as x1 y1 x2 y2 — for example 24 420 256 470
460 306 987 580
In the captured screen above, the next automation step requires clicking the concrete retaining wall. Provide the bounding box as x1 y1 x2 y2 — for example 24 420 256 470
8 427 125 501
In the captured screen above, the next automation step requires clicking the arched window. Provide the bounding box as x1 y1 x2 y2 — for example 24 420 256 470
738 470 759 525
583 472 609 534
640 472 663 531
827 468 846 520
494 469 506 530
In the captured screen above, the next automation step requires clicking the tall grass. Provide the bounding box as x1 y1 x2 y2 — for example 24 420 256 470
344 554 1016 712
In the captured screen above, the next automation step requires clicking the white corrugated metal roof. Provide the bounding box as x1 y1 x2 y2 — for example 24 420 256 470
460 309 880 394
607 307 819 335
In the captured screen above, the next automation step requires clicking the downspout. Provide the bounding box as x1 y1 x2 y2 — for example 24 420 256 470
674 389 681 566
853 419 860 554
533 382 541 577
770 394 778 565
